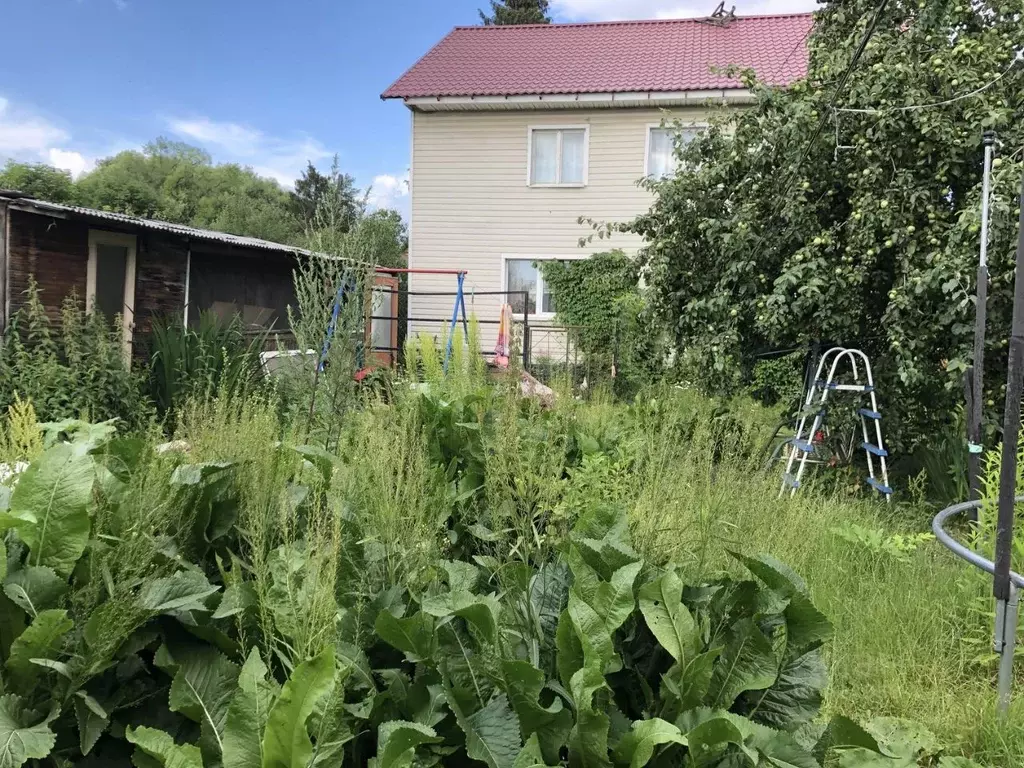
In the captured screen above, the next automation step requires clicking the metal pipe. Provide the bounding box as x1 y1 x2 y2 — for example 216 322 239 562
968 132 997 505
932 500 1024 588
997 584 1020 714
995 170 1024 603
934 498 1024 717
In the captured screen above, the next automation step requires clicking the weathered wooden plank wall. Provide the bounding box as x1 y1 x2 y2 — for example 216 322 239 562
7 210 89 324
135 234 187 337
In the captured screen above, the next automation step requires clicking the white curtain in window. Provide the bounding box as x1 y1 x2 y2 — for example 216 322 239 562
506 259 538 315
560 130 585 184
531 131 558 184
649 127 704 178
648 128 674 178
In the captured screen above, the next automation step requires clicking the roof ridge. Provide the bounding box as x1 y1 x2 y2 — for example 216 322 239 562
452 12 814 31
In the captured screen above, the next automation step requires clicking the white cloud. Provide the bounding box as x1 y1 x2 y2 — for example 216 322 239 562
0 96 116 180
551 0 817 21
0 99 69 156
48 148 94 178
168 116 331 188
366 172 410 213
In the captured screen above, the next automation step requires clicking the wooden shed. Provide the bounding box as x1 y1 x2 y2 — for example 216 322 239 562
0 191 313 353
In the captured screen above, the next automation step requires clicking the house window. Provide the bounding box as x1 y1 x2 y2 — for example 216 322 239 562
505 257 571 317
87 230 137 354
646 126 704 178
529 127 587 186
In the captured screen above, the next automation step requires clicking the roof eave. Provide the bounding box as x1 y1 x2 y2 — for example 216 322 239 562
389 88 760 111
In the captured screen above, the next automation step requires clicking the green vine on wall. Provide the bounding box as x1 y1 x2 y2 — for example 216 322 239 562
540 251 663 395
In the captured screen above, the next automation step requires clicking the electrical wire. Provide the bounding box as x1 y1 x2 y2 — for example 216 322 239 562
734 0 892 268
770 23 815 85
835 51 1022 115
767 0 892 215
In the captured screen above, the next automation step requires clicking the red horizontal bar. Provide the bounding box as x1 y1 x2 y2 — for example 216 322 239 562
375 268 467 275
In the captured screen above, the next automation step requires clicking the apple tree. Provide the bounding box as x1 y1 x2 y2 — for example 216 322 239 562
628 0 1023 449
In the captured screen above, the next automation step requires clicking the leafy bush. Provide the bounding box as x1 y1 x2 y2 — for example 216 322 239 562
626 0 1023 450
147 312 267 421
0 280 152 432
541 251 664 397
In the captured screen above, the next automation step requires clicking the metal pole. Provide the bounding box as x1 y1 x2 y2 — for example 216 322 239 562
995 171 1024 602
968 132 997 506
997 584 1020 713
991 170 1024 717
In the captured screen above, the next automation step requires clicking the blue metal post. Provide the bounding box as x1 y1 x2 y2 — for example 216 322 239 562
443 272 466 373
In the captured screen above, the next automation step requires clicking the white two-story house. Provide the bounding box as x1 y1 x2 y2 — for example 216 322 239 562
383 13 812 357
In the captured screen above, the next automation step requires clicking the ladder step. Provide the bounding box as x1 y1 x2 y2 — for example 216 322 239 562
858 408 882 420
865 477 893 495
790 439 815 453
782 473 801 489
861 442 888 457
816 381 874 392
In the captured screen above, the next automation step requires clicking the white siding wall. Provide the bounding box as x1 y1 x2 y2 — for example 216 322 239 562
408 106 711 355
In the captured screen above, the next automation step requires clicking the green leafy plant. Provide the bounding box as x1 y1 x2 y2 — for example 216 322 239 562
623 0 1023 451
0 281 153 433
830 522 935 563
147 312 268 421
541 252 664 398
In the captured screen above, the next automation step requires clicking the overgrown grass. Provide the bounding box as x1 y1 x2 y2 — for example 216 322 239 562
3 353 1018 765
615 390 1024 765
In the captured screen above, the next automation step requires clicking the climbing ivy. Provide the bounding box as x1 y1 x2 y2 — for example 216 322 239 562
541 251 664 395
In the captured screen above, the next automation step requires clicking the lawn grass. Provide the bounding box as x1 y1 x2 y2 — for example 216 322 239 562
619 394 1024 765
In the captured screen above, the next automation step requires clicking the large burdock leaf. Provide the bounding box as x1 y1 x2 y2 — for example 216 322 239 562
514 734 558 768
421 591 501 646
126 726 203 768
3 566 66 618
5 609 73 689
223 648 280 768
0 694 56 768
707 618 778 709
7 444 94 577
501 660 572 765
375 609 436 662
729 552 831 654
140 570 220 614
612 718 687 768
743 648 827 731
638 570 699 664
442 681 521 768
167 643 240 758
373 720 442 768
261 646 336 768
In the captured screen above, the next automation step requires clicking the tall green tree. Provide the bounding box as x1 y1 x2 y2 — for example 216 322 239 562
291 157 363 235
0 161 76 203
479 0 550 25
626 0 1023 448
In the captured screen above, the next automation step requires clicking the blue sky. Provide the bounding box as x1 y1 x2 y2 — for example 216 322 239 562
0 0 814 215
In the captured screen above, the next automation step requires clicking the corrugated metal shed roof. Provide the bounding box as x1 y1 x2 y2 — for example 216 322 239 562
1 193 314 257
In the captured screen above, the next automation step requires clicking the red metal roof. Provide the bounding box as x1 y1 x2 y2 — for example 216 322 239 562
382 14 813 100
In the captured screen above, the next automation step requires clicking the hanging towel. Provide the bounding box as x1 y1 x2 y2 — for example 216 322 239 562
494 303 513 368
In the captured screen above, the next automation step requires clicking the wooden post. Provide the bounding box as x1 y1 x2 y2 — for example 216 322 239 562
0 201 7 332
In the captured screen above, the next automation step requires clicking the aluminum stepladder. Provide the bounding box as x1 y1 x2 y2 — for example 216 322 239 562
779 347 892 502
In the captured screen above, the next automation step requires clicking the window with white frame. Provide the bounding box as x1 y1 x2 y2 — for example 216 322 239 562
505 258 571 317
529 127 587 186
646 126 704 179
